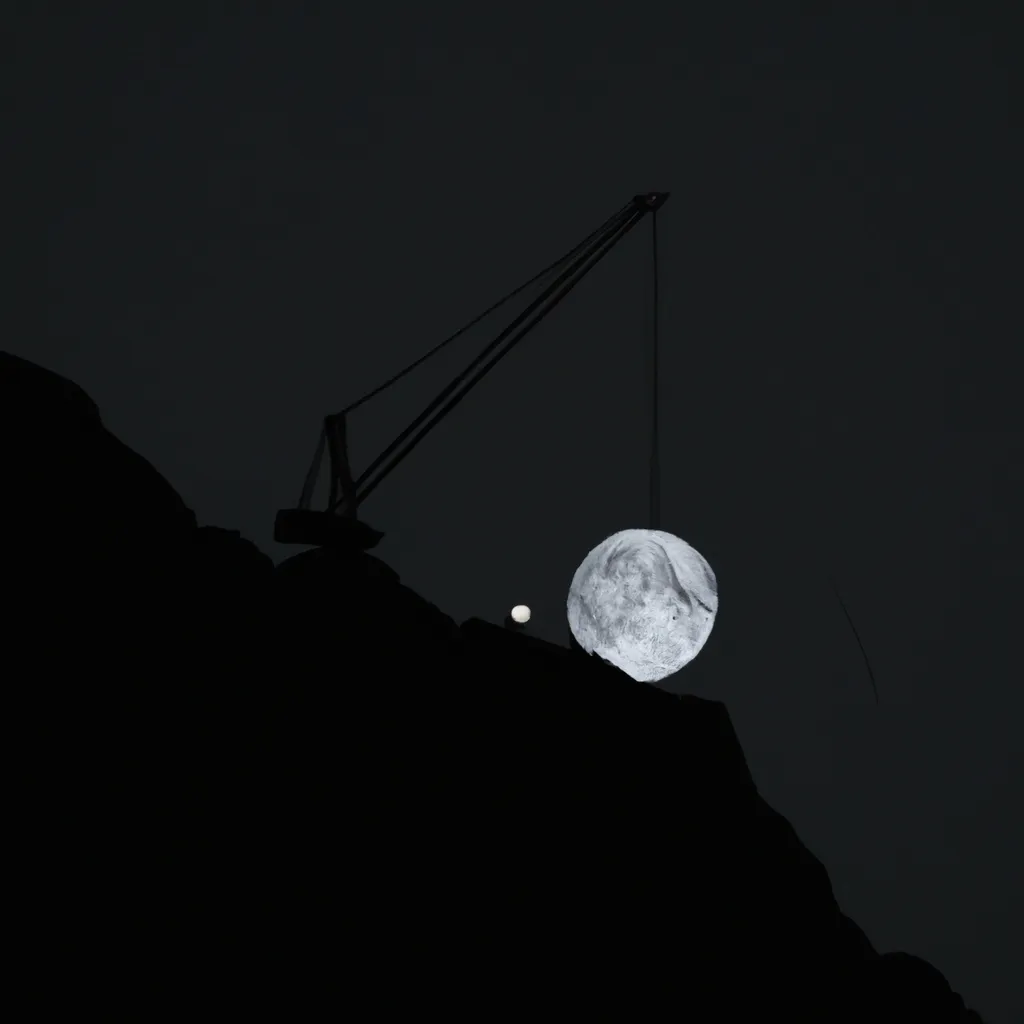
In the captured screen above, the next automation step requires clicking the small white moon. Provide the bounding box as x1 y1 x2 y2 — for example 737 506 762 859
566 529 718 683
510 604 531 624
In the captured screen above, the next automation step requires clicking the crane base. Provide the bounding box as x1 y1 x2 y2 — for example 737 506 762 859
273 508 385 550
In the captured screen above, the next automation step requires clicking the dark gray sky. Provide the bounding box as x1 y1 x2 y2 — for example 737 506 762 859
7 7 1021 1020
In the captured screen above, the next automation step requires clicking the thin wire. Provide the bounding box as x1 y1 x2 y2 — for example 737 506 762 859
337 203 635 418
827 574 880 704
339 207 640 510
649 210 661 531
348 209 645 511
296 204 631 510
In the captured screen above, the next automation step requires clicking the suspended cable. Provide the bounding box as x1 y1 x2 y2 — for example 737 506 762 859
345 205 647 513
827 574 880 704
649 209 661 532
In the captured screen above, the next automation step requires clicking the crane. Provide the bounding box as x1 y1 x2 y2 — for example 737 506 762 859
274 192 668 552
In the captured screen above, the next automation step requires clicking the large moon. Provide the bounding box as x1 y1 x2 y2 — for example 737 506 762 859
566 529 718 683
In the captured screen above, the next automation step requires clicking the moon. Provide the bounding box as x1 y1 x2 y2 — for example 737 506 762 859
566 529 718 683
510 604 531 624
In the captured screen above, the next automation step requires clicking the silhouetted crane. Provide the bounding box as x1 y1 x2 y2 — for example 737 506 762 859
274 192 668 551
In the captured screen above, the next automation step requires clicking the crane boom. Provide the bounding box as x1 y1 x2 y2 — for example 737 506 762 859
275 193 669 550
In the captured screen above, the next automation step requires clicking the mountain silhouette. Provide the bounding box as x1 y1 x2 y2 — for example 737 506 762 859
3 350 984 1020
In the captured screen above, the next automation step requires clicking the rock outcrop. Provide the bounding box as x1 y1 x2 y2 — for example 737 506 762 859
2 351 984 1020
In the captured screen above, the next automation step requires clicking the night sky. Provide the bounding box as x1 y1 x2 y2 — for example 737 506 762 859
6 7 1021 1020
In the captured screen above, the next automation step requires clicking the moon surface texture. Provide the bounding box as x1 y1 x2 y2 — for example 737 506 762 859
566 529 718 683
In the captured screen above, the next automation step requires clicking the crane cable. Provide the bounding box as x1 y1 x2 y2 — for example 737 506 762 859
642 209 876 702
298 202 634 509
649 209 661 532
336 204 644 512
